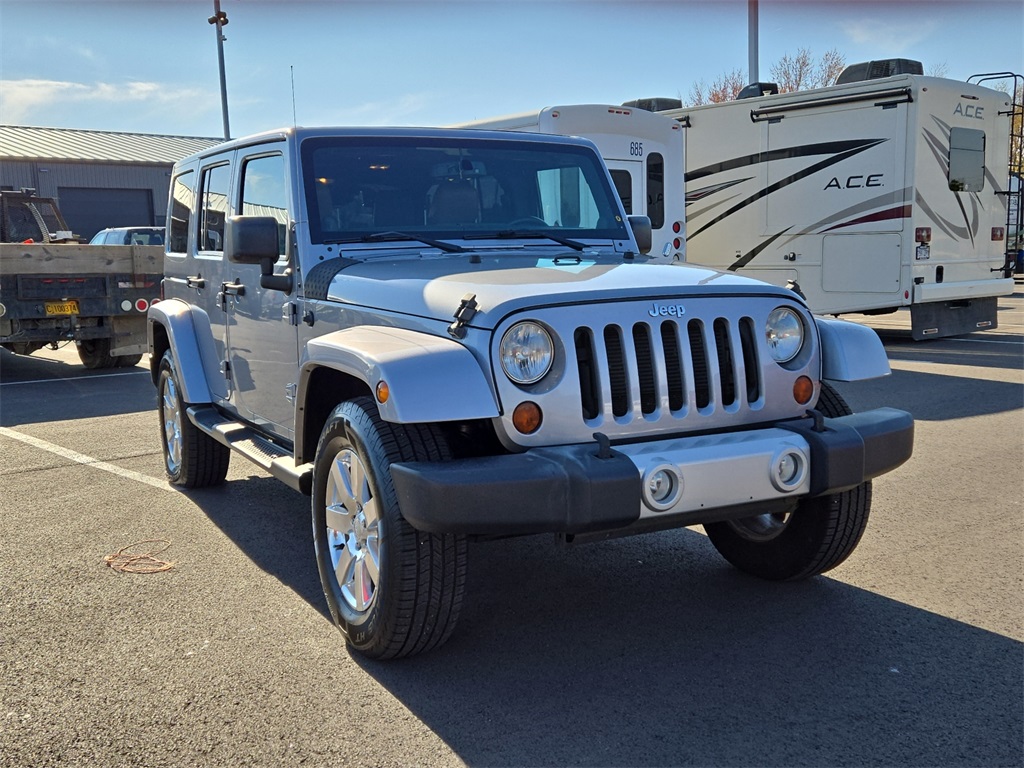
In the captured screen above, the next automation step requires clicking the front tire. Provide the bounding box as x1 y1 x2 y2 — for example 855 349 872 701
312 397 467 659
704 382 872 580
156 351 229 488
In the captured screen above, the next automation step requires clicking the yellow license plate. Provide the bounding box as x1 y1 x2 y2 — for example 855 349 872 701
44 300 80 316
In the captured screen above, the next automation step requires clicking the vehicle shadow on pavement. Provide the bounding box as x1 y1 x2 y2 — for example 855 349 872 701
877 330 1024 372
178 471 1022 766
834 367 1023 421
354 530 1023 767
182 474 330 621
0 348 155 427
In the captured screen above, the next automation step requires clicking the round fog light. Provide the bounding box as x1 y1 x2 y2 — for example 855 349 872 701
642 463 683 511
770 449 806 492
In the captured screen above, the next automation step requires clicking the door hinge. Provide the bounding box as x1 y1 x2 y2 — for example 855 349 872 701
220 358 231 379
284 301 298 326
284 382 297 403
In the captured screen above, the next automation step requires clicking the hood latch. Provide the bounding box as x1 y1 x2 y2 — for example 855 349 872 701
447 293 479 339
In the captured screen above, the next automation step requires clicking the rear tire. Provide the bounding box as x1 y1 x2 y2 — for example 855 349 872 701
77 338 117 369
312 397 467 659
156 351 229 488
704 382 872 580
116 353 144 368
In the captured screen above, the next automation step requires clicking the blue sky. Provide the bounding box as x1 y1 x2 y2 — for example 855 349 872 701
1 0 1021 140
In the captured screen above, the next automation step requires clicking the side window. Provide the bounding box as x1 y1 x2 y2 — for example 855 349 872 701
609 169 633 214
168 171 194 253
199 163 231 253
948 128 985 192
240 154 288 257
6 201 44 242
646 152 665 229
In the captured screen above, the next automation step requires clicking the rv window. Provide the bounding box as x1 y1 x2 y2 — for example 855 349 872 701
948 128 985 192
647 153 665 229
610 169 633 214
537 167 602 228
168 171 194 254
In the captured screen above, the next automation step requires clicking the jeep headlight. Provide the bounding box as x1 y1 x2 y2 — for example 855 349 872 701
500 321 553 385
765 307 804 363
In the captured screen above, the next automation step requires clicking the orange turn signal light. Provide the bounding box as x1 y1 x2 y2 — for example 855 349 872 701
793 376 814 405
512 402 543 434
375 380 390 404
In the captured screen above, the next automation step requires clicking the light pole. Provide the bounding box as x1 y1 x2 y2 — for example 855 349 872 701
748 0 759 85
209 0 231 139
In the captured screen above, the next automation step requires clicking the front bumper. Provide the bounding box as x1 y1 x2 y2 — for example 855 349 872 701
390 408 913 536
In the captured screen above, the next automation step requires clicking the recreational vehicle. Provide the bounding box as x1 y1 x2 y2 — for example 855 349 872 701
455 104 686 260
654 62 1020 339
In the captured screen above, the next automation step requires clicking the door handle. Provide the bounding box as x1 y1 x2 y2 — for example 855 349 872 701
221 281 245 297
186 275 205 289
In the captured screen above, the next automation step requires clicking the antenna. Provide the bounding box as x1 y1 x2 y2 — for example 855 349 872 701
291 65 297 127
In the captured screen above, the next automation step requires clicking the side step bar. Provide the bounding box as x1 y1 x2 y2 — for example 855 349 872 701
187 405 314 495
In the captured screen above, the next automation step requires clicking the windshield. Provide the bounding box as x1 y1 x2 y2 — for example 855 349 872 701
300 135 630 246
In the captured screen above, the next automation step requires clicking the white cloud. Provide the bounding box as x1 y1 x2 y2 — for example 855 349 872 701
840 19 939 54
0 78 207 126
322 92 436 127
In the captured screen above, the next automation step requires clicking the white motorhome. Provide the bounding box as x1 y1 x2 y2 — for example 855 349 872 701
455 104 686 260
656 61 1020 339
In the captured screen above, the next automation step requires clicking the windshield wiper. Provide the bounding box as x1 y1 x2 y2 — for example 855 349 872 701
464 230 586 251
324 231 467 253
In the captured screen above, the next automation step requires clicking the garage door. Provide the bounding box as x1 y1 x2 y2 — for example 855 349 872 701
58 187 154 241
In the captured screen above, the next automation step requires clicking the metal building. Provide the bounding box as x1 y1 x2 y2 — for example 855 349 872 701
0 125 221 241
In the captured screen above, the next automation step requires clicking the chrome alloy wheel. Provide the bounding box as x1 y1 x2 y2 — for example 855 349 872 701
161 374 183 475
727 511 793 542
325 448 382 614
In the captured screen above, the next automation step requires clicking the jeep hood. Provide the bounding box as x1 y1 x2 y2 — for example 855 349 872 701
323 253 794 329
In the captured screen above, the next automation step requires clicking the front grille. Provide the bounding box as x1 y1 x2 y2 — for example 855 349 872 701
492 296 815 448
575 316 762 423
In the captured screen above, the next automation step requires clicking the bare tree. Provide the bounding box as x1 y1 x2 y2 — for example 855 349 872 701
771 47 846 93
927 61 950 78
688 69 747 106
770 49 815 93
687 49 846 105
816 48 847 89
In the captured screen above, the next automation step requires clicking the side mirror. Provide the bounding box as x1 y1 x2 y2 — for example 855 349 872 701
225 215 279 265
224 215 292 293
628 215 652 255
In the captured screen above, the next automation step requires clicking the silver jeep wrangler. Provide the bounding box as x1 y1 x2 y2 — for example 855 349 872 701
149 127 913 658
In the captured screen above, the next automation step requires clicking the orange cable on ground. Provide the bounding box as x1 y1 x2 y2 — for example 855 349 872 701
104 539 176 573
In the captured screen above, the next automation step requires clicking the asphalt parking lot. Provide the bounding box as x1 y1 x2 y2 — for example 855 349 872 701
1 286 1022 767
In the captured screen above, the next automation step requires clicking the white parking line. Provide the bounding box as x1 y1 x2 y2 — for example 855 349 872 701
0 426 174 492
0 370 150 387
945 337 1024 346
